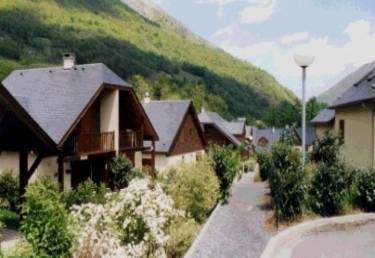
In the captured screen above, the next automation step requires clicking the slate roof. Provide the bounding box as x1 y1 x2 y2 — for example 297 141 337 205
319 60 375 105
2 63 129 145
198 111 241 146
310 108 335 124
142 100 192 153
223 121 245 135
295 127 316 146
330 69 375 108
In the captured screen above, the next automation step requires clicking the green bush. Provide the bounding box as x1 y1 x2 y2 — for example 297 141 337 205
0 209 20 230
160 158 220 223
21 178 73 258
269 143 306 221
109 155 143 190
256 151 273 181
309 163 348 216
356 169 375 211
166 218 199 258
208 145 240 200
311 132 342 166
0 171 20 211
0 221 3 258
63 180 108 208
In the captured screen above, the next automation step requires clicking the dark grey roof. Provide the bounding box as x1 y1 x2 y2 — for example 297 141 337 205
330 69 375 108
252 128 283 147
295 127 316 146
142 100 191 153
198 111 241 146
319 60 375 104
310 108 335 124
2 63 128 144
224 121 245 135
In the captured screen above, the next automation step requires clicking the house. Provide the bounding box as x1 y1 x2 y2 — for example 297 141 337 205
142 98 206 171
198 111 241 147
224 118 247 143
294 127 317 151
329 68 375 168
0 55 158 190
310 108 335 139
0 85 57 194
252 127 316 151
252 127 283 150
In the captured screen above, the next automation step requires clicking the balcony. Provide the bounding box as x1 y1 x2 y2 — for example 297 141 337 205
119 130 143 150
65 132 115 155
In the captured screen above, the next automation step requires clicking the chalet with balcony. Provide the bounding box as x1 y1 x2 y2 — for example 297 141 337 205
141 97 205 171
0 55 158 190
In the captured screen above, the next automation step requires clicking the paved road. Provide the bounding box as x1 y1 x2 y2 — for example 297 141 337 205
1 228 21 251
186 172 272 258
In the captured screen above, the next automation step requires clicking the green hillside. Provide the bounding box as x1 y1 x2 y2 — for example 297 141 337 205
0 0 296 121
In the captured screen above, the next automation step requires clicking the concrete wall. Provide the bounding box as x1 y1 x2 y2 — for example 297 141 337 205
143 150 205 172
334 104 374 168
100 89 119 152
0 151 72 189
134 151 143 170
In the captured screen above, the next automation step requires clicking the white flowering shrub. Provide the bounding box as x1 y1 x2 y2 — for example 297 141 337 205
71 178 183 258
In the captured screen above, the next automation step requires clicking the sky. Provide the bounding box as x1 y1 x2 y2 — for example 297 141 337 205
151 0 375 99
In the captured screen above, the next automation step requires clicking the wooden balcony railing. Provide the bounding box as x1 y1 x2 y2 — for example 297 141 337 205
120 130 143 149
66 132 115 155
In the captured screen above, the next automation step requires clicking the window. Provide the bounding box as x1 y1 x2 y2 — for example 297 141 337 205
339 120 345 142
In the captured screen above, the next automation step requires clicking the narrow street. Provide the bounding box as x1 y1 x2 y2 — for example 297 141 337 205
186 172 272 258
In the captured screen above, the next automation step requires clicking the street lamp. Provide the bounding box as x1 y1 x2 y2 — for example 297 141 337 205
294 53 314 167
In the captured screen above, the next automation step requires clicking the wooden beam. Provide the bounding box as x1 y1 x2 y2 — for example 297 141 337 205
57 151 64 191
25 153 44 182
151 139 156 171
19 151 28 199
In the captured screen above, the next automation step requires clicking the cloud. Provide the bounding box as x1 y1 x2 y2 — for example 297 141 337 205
239 0 277 24
196 0 278 23
217 19 375 96
280 32 309 45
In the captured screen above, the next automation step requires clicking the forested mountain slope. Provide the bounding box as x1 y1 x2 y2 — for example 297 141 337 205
0 0 296 121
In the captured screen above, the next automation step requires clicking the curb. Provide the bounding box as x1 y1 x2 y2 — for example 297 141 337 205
260 213 375 258
184 169 248 258
183 201 221 258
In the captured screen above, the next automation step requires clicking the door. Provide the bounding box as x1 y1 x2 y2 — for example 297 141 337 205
70 158 109 188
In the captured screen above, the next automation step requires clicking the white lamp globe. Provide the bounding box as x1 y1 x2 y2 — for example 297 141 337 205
294 53 314 68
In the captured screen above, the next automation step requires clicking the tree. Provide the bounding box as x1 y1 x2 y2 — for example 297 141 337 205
306 97 327 122
264 101 299 127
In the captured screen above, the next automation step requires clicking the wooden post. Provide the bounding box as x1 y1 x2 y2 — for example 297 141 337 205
19 150 28 199
57 151 64 191
151 139 156 171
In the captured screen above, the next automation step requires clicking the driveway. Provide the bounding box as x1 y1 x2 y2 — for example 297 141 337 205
185 172 272 258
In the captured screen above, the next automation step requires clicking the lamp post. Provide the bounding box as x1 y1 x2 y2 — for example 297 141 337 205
294 53 314 167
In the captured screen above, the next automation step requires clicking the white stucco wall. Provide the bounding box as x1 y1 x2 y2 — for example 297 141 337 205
0 151 72 190
100 89 119 153
143 150 205 172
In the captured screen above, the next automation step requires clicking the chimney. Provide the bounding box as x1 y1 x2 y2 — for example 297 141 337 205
144 92 151 104
63 53 75 70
